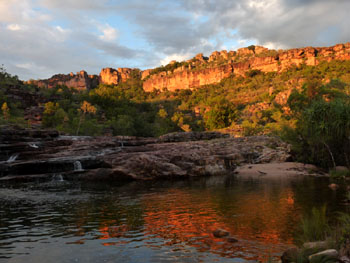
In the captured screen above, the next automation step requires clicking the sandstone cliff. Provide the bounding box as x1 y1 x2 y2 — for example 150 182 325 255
27 70 99 91
99 67 135 85
28 68 137 90
143 43 350 92
27 43 350 92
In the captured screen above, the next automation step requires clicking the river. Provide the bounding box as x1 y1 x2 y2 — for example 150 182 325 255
0 174 347 262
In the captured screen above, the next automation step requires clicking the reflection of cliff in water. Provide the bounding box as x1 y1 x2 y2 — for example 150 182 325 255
140 182 299 261
0 176 344 262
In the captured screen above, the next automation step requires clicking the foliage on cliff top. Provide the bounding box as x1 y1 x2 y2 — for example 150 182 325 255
2 59 350 149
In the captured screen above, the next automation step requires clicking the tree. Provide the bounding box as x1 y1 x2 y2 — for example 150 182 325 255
109 115 136 135
158 108 168 118
1 102 9 120
43 102 60 115
285 79 350 168
205 100 239 130
76 101 97 135
298 99 350 168
42 102 67 128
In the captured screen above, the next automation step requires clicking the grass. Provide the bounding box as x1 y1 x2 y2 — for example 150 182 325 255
330 169 350 179
297 205 330 245
285 207 350 263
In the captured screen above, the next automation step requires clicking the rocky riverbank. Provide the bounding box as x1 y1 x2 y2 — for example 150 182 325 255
0 126 301 182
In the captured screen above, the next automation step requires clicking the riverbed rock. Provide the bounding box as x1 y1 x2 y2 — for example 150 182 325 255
226 236 239 243
0 127 295 182
235 162 325 179
303 241 328 249
308 249 339 260
281 247 299 263
340 256 350 263
340 239 350 257
213 229 230 238
329 183 339 190
336 166 349 172
158 131 229 142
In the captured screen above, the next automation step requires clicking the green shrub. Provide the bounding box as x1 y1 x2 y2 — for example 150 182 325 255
335 212 350 246
242 120 264 136
329 169 350 178
297 205 330 244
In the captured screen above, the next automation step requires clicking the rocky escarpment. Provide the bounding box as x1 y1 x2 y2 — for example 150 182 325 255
2 85 48 124
143 43 350 92
28 67 137 91
99 67 136 85
26 43 350 92
27 70 99 91
0 127 291 182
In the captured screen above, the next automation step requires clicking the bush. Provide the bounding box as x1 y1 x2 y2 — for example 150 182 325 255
242 120 263 136
286 80 350 168
297 205 330 245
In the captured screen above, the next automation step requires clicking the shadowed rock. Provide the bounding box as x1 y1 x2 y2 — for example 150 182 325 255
0 127 292 182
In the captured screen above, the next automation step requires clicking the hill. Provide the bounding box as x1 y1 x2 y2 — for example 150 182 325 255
2 43 350 169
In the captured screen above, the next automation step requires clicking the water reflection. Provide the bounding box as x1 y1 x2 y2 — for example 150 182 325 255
141 183 299 261
0 175 345 262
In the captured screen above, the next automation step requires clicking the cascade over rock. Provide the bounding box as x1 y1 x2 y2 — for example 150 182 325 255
0 127 292 182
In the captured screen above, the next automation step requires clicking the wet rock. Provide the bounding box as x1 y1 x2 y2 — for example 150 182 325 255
329 183 339 190
340 239 350 257
226 236 238 243
303 241 328 249
281 247 298 263
0 127 293 182
213 229 230 238
158 131 229 142
336 166 349 172
308 249 338 260
340 256 350 263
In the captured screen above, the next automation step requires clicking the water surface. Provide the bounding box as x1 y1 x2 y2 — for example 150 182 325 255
0 174 347 262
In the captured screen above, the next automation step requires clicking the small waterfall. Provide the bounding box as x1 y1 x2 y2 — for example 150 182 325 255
52 174 64 182
28 143 39 148
7 154 18 163
120 141 124 148
74 161 83 172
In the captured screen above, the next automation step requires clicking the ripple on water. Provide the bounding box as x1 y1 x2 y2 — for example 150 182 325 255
0 175 343 262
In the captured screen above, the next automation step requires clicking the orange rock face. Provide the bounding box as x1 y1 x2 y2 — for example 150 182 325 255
143 64 233 92
28 71 99 91
28 43 350 92
143 43 350 92
99 67 134 85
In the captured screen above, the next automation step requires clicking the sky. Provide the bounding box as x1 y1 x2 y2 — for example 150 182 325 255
1 0 350 80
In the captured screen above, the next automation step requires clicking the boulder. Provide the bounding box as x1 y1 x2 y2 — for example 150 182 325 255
226 236 238 243
329 183 339 190
281 247 298 263
308 249 338 260
213 229 230 238
0 127 295 182
303 241 328 249
336 166 349 172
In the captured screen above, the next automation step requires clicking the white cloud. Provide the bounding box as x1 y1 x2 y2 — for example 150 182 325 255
263 41 286 50
1 0 350 80
160 53 192 66
98 24 118 42
16 63 33 69
0 0 138 80
7 24 22 31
